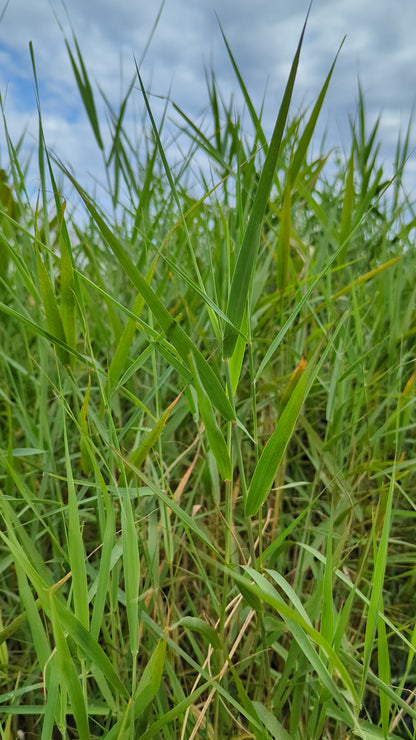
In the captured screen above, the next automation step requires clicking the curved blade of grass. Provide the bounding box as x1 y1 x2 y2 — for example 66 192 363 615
231 566 358 713
60 168 235 421
128 394 180 468
15 562 50 669
105 638 166 739
48 593 89 739
223 10 310 359
0 301 85 365
175 616 221 650
0 527 129 702
218 21 267 150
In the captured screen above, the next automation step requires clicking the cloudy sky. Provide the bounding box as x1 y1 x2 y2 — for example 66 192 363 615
0 0 415 207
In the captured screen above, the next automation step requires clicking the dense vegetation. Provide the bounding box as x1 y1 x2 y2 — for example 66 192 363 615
1 15 416 740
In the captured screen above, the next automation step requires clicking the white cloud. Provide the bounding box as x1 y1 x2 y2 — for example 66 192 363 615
0 0 414 203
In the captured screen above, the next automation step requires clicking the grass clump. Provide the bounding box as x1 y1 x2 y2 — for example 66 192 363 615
1 11 416 740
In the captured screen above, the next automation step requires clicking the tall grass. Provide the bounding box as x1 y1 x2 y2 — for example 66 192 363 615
1 11 416 740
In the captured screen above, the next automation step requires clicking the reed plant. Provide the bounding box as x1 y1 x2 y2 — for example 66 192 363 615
0 11 416 740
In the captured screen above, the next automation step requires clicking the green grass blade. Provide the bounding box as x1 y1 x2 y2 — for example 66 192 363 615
59 168 235 421
218 22 267 150
360 471 395 699
0 299 85 364
105 639 166 739
276 180 291 290
34 245 69 365
132 637 166 717
190 356 232 481
289 41 343 184
14 563 50 669
174 616 221 650
128 395 180 468
48 593 89 739
0 527 129 702
64 34 104 150
232 566 359 712
377 612 391 736
223 12 309 358
119 486 141 660
62 401 89 630
246 337 329 517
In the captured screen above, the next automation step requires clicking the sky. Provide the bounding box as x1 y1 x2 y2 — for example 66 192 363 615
0 0 415 211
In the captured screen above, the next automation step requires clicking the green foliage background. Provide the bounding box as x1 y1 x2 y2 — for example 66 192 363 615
0 14 416 740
